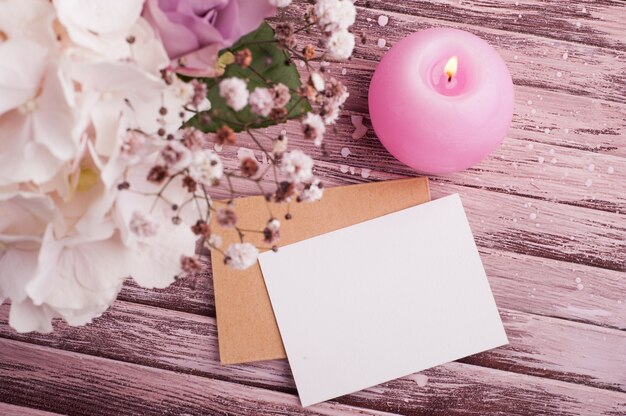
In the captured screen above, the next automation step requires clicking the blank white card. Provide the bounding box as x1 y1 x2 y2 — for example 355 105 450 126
258 194 508 406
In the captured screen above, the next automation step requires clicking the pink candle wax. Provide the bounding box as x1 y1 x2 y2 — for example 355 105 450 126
368 28 514 174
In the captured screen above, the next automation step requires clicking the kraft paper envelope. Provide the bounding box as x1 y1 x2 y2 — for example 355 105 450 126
258 194 508 406
211 177 430 365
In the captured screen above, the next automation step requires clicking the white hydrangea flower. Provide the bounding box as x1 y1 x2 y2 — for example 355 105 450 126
281 149 314 183
269 0 292 7
302 112 326 146
326 29 355 60
188 149 223 186
248 87 274 117
225 242 259 270
301 179 324 202
219 77 249 112
315 0 356 33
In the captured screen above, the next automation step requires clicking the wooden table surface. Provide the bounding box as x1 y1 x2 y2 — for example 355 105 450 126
1 1 625 415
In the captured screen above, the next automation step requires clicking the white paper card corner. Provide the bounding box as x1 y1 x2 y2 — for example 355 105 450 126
259 193 508 407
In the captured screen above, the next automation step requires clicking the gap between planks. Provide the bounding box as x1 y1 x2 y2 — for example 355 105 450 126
1 297 624 394
353 0 626 52
0 338 394 416
0 336 624 416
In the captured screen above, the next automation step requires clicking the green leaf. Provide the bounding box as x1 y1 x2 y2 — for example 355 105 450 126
186 22 311 133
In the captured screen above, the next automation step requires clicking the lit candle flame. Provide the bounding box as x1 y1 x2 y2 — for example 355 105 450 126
444 56 458 82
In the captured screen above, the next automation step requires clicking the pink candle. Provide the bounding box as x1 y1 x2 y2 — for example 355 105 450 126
368 28 514 174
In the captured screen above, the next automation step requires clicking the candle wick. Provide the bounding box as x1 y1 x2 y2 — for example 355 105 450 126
447 74 452 82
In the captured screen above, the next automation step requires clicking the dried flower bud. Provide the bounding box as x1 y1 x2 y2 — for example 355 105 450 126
234 48 252 68
271 83 291 108
216 208 238 228
181 255 203 274
275 22 296 49
147 165 168 184
303 44 316 60
301 84 317 101
263 218 281 244
270 107 288 120
240 157 259 177
191 220 211 237
182 175 197 193
274 181 296 202
160 68 175 85
117 181 130 190
215 125 236 145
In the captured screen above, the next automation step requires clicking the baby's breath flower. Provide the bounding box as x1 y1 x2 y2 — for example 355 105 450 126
206 233 223 249
189 79 207 108
219 77 249 111
161 141 191 170
272 133 288 156
129 211 159 238
225 243 259 269
309 72 325 92
274 180 297 202
304 44 316 60
191 220 211 237
301 112 326 146
249 87 274 117
215 125 236 145
240 157 259 177
234 48 252 68
147 165 168 184
326 29 355 60
271 83 291 108
180 127 206 150
181 255 203 274
275 22 296 49
216 208 238 228
315 0 356 33
263 218 281 244
120 130 149 164
281 149 314 182
188 149 223 186
300 179 324 202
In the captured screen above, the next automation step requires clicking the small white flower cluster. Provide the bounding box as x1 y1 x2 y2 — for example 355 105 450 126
315 0 356 60
219 78 292 118
225 243 259 270
219 77 249 111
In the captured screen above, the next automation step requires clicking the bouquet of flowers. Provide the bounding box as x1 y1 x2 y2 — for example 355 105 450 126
0 0 356 332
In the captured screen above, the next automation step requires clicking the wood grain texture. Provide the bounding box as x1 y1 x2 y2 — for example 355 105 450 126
1 337 624 416
0 402 63 416
1 300 624 394
0 339 396 416
359 0 626 52
2 0 625 414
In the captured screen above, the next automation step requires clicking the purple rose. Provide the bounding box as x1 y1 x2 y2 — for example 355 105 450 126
143 0 275 77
